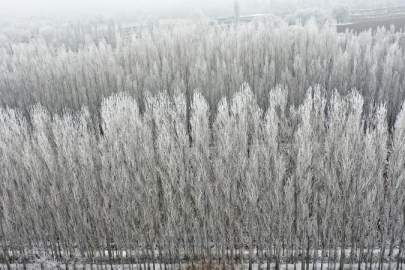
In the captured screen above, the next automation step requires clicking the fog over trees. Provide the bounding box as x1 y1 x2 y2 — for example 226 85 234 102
1 1 405 269
2 20 405 126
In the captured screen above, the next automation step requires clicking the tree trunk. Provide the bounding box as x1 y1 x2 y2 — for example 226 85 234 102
327 240 331 270
222 244 226 270
177 247 181 270
107 237 113 270
158 243 163 270
90 247 95 270
306 238 310 270
168 246 172 270
57 240 62 261
388 228 397 270
379 241 386 270
138 243 143 270
397 239 403 270
100 246 105 270
302 238 306 270
2 246 11 270
191 243 195 270
313 238 319 270
152 245 156 270
267 243 272 270
333 237 338 270
23 249 28 270
241 242 244 267
358 238 365 270
320 243 325 270
349 234 355 269
369 236 375 270
276 244 281 270
339 225 346 270
230 243 235 270
294 238 299 270
249 243 253 270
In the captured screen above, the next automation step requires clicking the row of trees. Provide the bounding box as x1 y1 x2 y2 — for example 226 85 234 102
0 18 121 51
2 20 405 127
1 86 404 269
267 0 403 8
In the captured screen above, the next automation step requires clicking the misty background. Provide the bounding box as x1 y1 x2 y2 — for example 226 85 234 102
1 0 403 19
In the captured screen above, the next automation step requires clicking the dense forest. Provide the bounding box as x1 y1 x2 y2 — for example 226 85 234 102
1 16 405 269
2 19 405 126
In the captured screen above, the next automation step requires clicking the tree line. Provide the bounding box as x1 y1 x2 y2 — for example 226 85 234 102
1 85 404 269
2 20 405 128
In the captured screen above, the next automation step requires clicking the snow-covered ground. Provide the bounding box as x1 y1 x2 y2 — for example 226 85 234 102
1 248 403 269
2 262 403 270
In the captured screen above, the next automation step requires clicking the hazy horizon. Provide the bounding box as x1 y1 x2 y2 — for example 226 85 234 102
3 0 236 17
2 0 399 19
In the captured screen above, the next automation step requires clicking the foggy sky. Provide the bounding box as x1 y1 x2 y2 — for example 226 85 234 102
1 0 238 16
1 0 397 19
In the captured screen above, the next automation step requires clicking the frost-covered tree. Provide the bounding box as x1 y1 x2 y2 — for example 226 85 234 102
387 102 405 268
2 20 405 129
332 5 351 24
1 85 405 267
